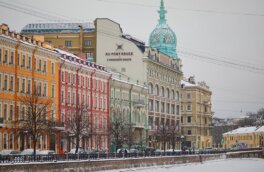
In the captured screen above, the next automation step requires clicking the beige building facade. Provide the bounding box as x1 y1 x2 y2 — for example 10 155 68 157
110 72 148 149
21 23 96 61
223 126 264 149
95 18 183 150
181 77 213 149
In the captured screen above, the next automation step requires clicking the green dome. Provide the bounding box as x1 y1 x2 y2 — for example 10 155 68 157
149 0 178 59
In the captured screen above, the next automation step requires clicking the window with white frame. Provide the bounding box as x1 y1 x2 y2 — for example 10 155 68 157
84 40 92 47
27 79 31 94
10 76 14 91
187 104 192 111
10 105 14 120
52 84 55 98
4 104 7 121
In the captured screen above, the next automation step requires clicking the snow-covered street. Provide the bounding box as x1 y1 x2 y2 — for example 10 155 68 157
102 158 264 172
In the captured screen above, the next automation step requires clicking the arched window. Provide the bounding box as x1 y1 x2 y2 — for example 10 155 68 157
161 86 165 97
171 90 175 99
166 88 170 98
148 83 153 94
176 91 180 101
155 85 159 96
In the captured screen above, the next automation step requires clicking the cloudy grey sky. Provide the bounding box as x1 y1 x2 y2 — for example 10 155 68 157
1 0 264 118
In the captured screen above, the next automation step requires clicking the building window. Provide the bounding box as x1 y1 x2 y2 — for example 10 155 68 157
188 129 192 135
148 83 153 94
149 100 153 111
187 104 192 111
161 102 165 113
27 80 31 94
3 133 7 149
61 91 64 103
10 76 14 91
166 103 170 114
166 88 170 98
43 83 47 96
68 73 71 83
84 40 92 46
187 116 192 123
28 56 31 69
155 101 159 112
155 85 159 96
10 52 14 65
65 40 72 47
61 72 65 82
43 61 46 72
4 75 8 91
4 50 8 64
161 87 165 97
86 52 93 59
9 133 14 149
38 59 41 72
51 63 55 74
22 78 25 93
10 105 14 120
22 55 25 67
51 84 55 98
171 104 175 114
4 104 7 121
187 93 191 100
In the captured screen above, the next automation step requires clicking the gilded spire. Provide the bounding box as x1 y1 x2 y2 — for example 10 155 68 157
158 0 167 25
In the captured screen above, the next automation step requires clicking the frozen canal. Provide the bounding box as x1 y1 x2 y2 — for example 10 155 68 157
102 158 264 172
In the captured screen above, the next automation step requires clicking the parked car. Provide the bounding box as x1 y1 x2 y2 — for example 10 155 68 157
67 148 86 154
39 150 55 161
20 149 40 155
0 150 21 162
0 150 21 156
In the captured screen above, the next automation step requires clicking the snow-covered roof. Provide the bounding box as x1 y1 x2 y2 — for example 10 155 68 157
223 126 264 135
21 22 95 34
181 80 196 87
256 126 264 132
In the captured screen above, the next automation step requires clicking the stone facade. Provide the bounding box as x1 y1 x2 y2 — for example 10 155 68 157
110 72 148 150
181 77 213 149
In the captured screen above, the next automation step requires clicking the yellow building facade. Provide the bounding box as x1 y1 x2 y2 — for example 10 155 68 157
223 126 264 149
21 23 96 61
0 24 61 153
181 77 213 149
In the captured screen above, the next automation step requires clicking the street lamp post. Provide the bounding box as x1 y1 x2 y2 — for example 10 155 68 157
181 135 185 150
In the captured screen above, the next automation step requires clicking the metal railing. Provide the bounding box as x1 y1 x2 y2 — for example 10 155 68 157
0 148 261 164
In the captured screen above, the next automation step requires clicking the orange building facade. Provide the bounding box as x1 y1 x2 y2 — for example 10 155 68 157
0 24 62 153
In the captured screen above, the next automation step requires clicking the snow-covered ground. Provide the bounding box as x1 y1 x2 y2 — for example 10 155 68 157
102 158 264 172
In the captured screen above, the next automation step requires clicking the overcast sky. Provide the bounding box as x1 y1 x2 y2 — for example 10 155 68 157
1 0 264 118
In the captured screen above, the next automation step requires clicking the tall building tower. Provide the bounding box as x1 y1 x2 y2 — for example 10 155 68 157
149 0 177 59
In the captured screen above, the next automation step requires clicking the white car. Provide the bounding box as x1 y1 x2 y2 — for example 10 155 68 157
20 149 40 155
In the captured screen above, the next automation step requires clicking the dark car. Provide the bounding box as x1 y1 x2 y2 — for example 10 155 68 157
0 150 21 162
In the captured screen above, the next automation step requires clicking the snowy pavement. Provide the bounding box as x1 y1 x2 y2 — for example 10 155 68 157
102 158 264 172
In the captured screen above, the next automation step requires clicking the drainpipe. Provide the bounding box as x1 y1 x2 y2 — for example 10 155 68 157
107 74 112 151
90 69 96 149
58 59 65 154
79 24 84 53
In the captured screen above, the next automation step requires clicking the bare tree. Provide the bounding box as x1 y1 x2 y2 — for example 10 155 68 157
156 122 170 153
14 93 54 156
169 124 180 153
65 105 90 154
110 114 127 152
